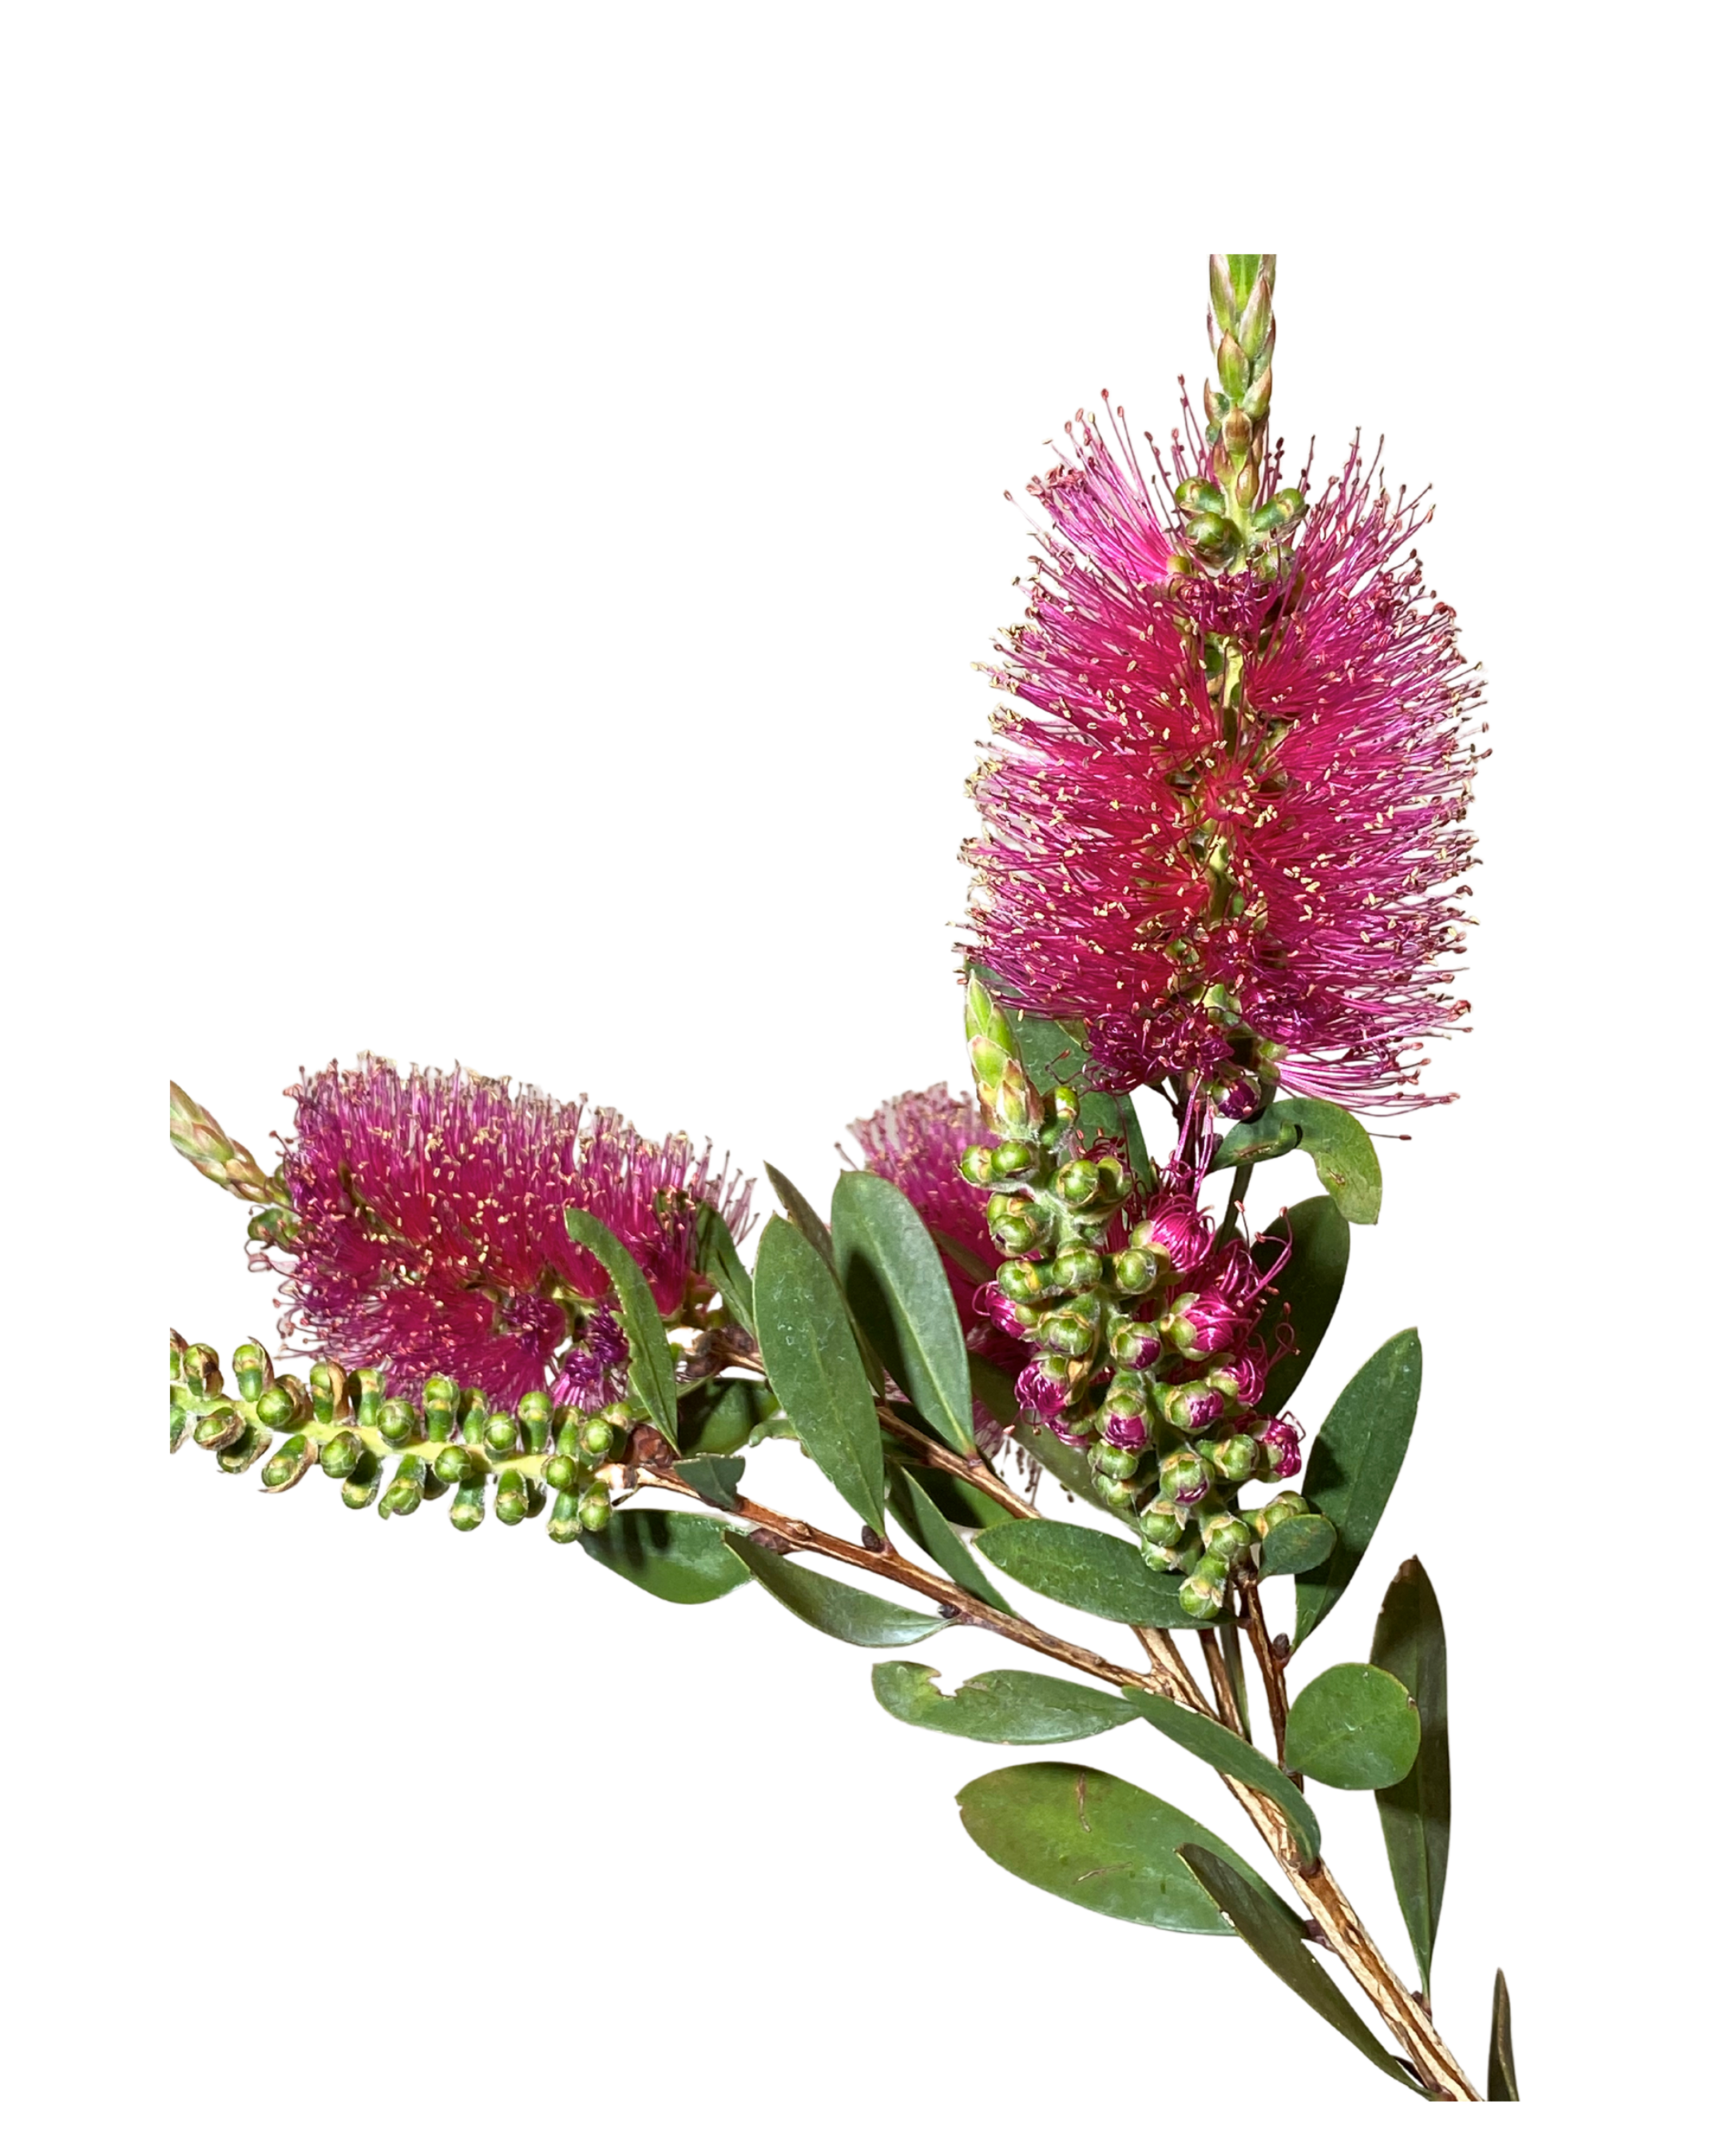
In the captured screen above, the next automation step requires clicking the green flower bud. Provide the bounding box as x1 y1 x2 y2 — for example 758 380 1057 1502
450 1478 488 1532
578 1417 615 1460
1047 1084 1081 1127
547 1488 585 1544
1200 1433 1261 1483
341 1452 383 1510
988 1212 1042 1258
216 1424 272 1475
1158 1449 1211 1507
1184 511 1231 553
435 1445 475 1484
1138 1500 1186 1551
1180 1559 1229 1620
261 1433 314 1492
1089 1441 1141 1480
517 1393 551 1451
996 1258 1052 1303
192 1403 245 1452
959 1144 997 1187
544 1451 581 1492
1055 1158 1100 1207
1049 1245 1102 1292
459 1395 490 1451
183 1344 224 1401
1092 1470 1136 1513
577 1489 612 1535
484 1412 520 1458
1111 1247 1153 1296
309 1361 347 1424
422 1375 460 1446
379 1456 427 1520
256 1375 310 1431
321 1432 363 1479
991 1140 1038 1179
354 1369 385 1428
1202 1511 1253 1562
378 1397 421 1447
232 1340 274 1404
1041 1294 1099 1357
495 1468 530 1525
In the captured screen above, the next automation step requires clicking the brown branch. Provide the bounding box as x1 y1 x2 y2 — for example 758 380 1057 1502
1201 1625 1248 1738
1238 1570 1291 1769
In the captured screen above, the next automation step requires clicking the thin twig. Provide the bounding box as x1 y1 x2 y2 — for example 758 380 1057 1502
1238 1569 1290 1769
1201 1626 1247 1737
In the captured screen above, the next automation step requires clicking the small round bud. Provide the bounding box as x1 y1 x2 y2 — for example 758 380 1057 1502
578 1417 615 1460
340 1454 381 1509
494 1468 529 1526
1089 1441 1140 1480
544 1451 581 1492
1050 1246 1103 1292
992 1140 1037 1178
1092 1471 1134 1511
422 1374 460 1445
1203 1512 1252 1561
191 1404 244 1452
321 1433 363 1479
958 1145 997 1187
232 1340 274 1404
1048 1084 1081 1126
517 1393 551 1449
995 1259 1049 1303
1055 1159 1101 1207
1100 1405 1149 1453
1202 1434 1260 1483
989 1213 1041 1258
255 1385 298 1430
183 1344 224 1401
1041 1306 1096 1357
434 1445 474 1484
578 1489 612 1534
1111 1247 1152 1297
309 1361 347 1424
378 1397 421 1446
261 1434 311 1489
547 1488 584 1544
1138 1502 1185 1551
353 1369 385 1427
450 1481 487 1532
974 1282 1033 1339
1108 1321 1162 1372
483 1412 519 1456
1156 1379 1228 1433
379 1457 426 1520
1159 1450 1211 1508
1180 1560 1229 1620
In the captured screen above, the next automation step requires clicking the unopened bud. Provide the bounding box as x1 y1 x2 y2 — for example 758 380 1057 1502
991 1141 1037 1179
484 1412 520 1458
1180 1557 1229 1619
450 1477 488 1532
1156 1378 1229 1433
1054 1159 1101 1208
1200 1433 1261 1482
321 1432 363 1479
183 1343 224 1401
959 1144 997 1187
434 1445 476 1484
1041 1295 1099 1357
547 1488 585 1544
232 1340 274 1404
1089 1441 1142 1480
516 1393 551 1452
1203 1511 1253 1561
578 1489 612 1534
354 1369 385 1428
1139 1501 1186 1551
1049 1245 1103 1292
378 1397 421 1447
422 1375 460 1445
1111 1247 1153 1296
256 1380 307 1431
309 1361 347 1424
379 1456 427 1519
995 1259 1051 1303
217 1423 271 1474
340 1452 382 1509
261 1434 314 1492
578 1417 615 1460
495 1469 531 1525
1159 1450 1211 1508
1108 1321 1162 1372
192 1403 244 1452
544 1451 581 1492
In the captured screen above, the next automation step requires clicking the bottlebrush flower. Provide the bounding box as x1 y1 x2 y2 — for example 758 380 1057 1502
964 402 1483 1110
268 1057 751 1409
847 1084 1000 1314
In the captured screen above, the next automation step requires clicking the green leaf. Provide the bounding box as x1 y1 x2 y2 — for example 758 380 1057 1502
898 1450 1014 1532
885 1464 1013 1614
676 1377 774 1456
1211 1114 1301 1170
724 1535 951 1647
581 1509 750 1604
1277 1099 1382 1224
1005 1401 1117 1512
752 1214 886 1535
930 1227 993 1287
564 1207 680 1444
763 1163 886 1392
1284 1663 1421 1790
1293 1329 1423 1647
695 1203 755 1336
957 1762 1283 1936
1176 1845 1423 2091
831 1171 977 1456
1372 1558 1450 1995
1252 1195 1350 1418
1005 1009 1153 1185
976 1518 1225 1628
1258 1513 1338 1577
675 1456 746 1512
874 1663 1139 1744
1487 1970 1520 2101
1121 1694 1321 1868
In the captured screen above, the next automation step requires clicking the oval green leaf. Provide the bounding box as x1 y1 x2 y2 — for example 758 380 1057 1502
1121 1693 1321 1868
1285 1663 1421 1790
1252 1195 1350 1418
1286 1101 1382 1225
976 1517 1223 1628
1488 1969 1520 2101
956 1762 1278 1936
832 1171 976 1456
1372 1557 1450 1995
763 1163 886 1392
695 1203 755 1336
724 1535 950 1647
753 1214 885 1535
1176 1845 1424 2091
874 1663 1139 1744
1258 1512 1338 1577
564 1207 680 1443
1293 1327 1422 1647
885 1464 1012 1614
580 1509 751 1604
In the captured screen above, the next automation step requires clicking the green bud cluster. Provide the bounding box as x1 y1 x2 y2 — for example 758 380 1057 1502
169 1331 624 1538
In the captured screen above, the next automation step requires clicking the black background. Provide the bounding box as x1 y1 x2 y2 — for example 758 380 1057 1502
168 232 1552 2104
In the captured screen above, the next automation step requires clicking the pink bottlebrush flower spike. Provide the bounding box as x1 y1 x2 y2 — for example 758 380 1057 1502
269 1056 751 1409
965 399 1484 1112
